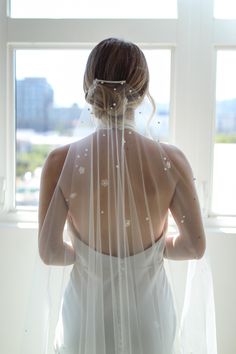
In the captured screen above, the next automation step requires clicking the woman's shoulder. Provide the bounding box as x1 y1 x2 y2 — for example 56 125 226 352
46 144 71 167
159 142 194 179
137 134 189 163
159 142 184 157
41 144 71 184
159 142 185 159
42 134 94 182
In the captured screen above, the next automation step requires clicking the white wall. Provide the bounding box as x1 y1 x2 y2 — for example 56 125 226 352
0 226 39 354
207 230 236 354
0 225 235 354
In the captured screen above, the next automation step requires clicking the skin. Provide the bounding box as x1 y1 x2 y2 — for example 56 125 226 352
38 127 206 265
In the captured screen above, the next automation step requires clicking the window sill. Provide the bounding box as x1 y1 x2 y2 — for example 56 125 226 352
0 209 38 227
0 209 235 236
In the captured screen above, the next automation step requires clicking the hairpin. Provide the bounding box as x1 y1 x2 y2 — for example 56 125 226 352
94 79 126 85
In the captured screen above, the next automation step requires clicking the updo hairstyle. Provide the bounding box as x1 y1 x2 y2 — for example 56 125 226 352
83 38 150 122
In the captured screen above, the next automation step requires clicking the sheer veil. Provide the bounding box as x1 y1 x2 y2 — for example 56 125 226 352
20 39 217 354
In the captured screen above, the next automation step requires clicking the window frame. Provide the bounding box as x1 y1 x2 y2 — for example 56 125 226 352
0 0 236 229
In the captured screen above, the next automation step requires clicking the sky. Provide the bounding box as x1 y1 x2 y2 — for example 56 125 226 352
216 51 236 101
214 0 236 19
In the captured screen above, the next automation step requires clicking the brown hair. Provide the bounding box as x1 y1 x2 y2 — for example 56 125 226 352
83 38 152 122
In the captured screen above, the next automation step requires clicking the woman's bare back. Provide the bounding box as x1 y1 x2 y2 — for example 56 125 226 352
54 129 178 256
39 128 205 261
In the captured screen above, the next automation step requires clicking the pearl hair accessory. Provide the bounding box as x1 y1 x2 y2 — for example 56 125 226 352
94 79 126 85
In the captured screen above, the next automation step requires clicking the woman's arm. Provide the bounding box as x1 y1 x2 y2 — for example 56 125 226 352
164 145 206 260
38 145 75 266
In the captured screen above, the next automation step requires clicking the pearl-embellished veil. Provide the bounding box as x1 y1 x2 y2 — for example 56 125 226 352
20 39 217 354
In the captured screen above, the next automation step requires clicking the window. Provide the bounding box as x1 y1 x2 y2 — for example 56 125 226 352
15 50 89 207
15 49 171 207
212 50 236 215
11 0 178 19
1 0 236 223
214 0 236 19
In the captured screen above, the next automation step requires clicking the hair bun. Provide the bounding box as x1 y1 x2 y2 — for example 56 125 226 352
86 80 129 120
86 79 146 123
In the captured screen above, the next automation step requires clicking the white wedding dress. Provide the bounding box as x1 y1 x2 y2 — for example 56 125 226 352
54 221 177 354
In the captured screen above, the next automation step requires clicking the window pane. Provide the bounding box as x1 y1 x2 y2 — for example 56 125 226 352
11 0 177 18
214 0 236 19
212 50 236 215
15 49 171 207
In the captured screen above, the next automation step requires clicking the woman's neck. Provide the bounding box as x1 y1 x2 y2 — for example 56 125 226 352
96 118 136 131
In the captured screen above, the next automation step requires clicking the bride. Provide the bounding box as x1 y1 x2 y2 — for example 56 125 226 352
37 38 213 354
